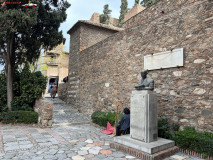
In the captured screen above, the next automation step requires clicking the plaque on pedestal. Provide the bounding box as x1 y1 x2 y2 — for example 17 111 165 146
130 90 157 143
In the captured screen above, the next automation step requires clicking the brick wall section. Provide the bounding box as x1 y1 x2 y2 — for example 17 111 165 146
124 4 145 22
90 13 119 27
68 0 213 131
80 23 119 51
67 22 121 107
123 0 211 29
67 26 80 106
109 17 119 27
110 142 179 160
34 98 53 127
90 13 100 23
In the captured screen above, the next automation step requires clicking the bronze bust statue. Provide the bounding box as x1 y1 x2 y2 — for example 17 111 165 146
135 69 154 90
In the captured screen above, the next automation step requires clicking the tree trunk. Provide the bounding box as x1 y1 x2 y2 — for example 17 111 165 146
5 33 15 111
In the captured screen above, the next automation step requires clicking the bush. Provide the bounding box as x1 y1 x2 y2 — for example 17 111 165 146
173 127 213 157
91 113 213 157
0 111 38 124
91 111 123 127
0 64 47 111
158 119 172 139
158 118 179 139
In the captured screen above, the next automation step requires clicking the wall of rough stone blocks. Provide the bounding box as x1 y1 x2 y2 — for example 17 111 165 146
68 0 213 132
124 4 145 22
58 83 69 102
80 24 119 51
68 26 80 107
68 24 120 107
34 98 53 127
122 0 210 29
90 13 119 27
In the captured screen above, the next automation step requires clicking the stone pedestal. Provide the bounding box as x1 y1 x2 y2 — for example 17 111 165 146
130 90 157 143
110 90 177 159
113 135 175 154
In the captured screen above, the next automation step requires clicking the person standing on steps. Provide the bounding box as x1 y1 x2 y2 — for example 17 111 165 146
50 82 57 99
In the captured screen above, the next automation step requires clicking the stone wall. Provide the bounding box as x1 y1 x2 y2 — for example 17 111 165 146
124 4 145 22
90 13 100 23
80 23 120 51
90 12 119 27
67 22 122 107
34 98 53 127
58 83 69 102
122 0 210 29
68 0 213 132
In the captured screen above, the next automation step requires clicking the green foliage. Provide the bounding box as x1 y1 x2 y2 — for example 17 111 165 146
0 111 38 124
91 111 123 127
92 114 212 156
158 119 172 139
0 0 70 110
0 64 47 111
118 0 128 27
173 127 213 157
140 0 159 7
99 4 112 24
0 72 8 112
158 119 212 157
158 118 180 139
135 0 140 6
0 0 71 65
12 64 47 111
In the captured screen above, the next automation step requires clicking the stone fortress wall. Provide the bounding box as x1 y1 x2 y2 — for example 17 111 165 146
66 0 213 132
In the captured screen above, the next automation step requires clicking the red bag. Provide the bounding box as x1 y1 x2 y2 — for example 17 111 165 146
100 121 114 135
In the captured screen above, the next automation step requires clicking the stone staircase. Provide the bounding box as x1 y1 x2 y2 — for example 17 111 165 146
45 98 91 127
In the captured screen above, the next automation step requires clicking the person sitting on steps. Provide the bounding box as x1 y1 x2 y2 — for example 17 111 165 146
116 107 130 136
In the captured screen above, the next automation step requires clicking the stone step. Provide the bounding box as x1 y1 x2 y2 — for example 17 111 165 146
53 112 91 126
44 97 66 104
53 104 76 112
52 121 91 127
53 109 78 113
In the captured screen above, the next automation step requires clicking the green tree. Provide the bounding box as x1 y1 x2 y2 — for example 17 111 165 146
140 0 159 7
0 0 70 110
118 0 128 27
99 4 112 24
135 0 140 6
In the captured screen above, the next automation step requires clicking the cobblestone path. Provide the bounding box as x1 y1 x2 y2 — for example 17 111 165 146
46 98 91 127
0 98 204 160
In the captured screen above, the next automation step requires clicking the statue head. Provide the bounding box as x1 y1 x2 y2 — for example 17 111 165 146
141 69 148 79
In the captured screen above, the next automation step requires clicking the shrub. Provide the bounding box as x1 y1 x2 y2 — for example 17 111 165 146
91 113 213 157
173 127 213 157
0 64 47 111
91 111 123 127
158 118 179 139
158 119 172 139
0 111 38 124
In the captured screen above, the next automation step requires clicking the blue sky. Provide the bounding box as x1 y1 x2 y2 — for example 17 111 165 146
0 0 135 70
60 0 135 51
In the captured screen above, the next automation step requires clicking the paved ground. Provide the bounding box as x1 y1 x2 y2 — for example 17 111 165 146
49 98 91 127
0 98 204 160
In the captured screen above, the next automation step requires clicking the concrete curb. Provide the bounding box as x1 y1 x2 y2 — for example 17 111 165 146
110 142 179 160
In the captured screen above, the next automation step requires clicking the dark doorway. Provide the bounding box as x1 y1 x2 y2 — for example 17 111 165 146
48 77 58 93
